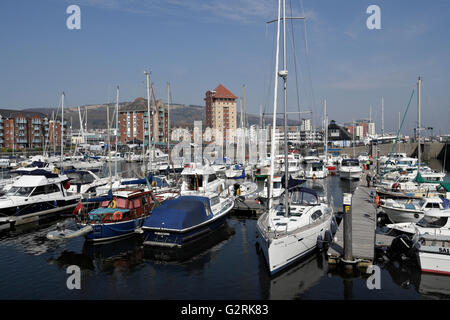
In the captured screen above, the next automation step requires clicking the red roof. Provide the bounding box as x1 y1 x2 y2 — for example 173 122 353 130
212 84 237 100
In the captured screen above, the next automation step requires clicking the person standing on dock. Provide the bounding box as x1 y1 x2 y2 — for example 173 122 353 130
366 173 371 187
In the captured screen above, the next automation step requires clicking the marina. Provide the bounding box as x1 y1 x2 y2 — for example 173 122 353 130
1 0 450 303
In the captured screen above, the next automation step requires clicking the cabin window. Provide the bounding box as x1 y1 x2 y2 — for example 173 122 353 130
311 210 322 221
45 184 60 194
185 175 203 190
31 186 46 196
6 186 33 197
207 174 217 183
116 198 129 209
132 198 142 208
100 200 109 207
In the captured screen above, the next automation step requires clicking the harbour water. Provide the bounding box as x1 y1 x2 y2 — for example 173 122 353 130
0 161 448 300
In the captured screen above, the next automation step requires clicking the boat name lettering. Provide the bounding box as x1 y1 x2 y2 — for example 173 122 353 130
438 247 450 255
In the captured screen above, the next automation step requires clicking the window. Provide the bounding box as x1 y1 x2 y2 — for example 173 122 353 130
210 196 220 207
132 198 142 208
45 184 60 194
31 186 46 196
207 174 217 183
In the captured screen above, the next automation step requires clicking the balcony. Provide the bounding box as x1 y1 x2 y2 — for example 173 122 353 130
32 119 41 125
17 138 27 144
16 118 26 124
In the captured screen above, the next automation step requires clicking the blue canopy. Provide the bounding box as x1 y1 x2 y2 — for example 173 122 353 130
121 174 153 186
10 169 59 178
143 196 211 230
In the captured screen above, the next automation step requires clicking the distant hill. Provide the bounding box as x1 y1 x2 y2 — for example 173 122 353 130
11 99 301 130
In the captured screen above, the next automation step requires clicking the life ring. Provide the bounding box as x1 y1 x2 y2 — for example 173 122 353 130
391 183 401 192
112 211 122 221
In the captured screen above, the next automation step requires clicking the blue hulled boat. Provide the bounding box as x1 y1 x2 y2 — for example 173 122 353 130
142 193 234 248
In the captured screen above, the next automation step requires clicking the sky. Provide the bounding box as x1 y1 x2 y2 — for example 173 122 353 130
1 0 449 136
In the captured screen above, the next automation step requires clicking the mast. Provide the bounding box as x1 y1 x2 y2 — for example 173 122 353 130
167 82 170 159
60 92 64 169
115 85 119 177
324 100 328 162
144 71 151 174
242 84 246 164
417 76 421 176
381 97 384 138
106 96 112 190
268 0 282 210
281 0 289 216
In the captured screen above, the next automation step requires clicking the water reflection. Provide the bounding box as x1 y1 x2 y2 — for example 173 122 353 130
48 235 144 273
257 250 327 300
143 223 235 264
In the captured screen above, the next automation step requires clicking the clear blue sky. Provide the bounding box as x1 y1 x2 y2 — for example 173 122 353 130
1 0 449 136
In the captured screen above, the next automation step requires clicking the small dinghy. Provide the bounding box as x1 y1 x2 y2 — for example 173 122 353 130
47 224 93 240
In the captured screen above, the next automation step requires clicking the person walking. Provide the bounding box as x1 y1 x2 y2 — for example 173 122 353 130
366 172 371 187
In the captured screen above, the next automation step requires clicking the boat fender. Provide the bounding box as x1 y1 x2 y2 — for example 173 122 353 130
376 196 380 208
63 181 71 189
324 230 332 243
317 234 323 250
112 211 122 221
330 219 338 235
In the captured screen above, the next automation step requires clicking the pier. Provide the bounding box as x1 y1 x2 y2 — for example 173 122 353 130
328 171 395 269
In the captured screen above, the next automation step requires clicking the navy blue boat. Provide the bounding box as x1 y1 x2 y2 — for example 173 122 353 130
142 194 234 248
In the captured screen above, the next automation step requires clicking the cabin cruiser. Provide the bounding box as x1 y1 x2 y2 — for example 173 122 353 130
304 161 327 179
0 169 81 230
339 158 362 180
225 164 246 179
64 169 110 196
259 176 284 202
276 154 303 177
381 196 447 223
256 187 334 275
386 208 450 275
180 163 226 196
228 181 259 199
142 192 234 247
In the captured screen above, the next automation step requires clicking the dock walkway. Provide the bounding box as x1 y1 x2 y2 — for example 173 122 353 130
328 172 395 266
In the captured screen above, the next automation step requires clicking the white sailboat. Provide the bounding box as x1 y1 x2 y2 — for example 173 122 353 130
256 1 334 275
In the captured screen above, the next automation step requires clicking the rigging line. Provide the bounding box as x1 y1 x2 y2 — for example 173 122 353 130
298 0 316 125
289 0 302 125
380 88 415 183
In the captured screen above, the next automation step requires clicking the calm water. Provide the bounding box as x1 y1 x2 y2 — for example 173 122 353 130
0 161 448 300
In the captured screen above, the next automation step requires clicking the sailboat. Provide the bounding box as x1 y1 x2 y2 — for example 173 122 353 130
256 1 334 275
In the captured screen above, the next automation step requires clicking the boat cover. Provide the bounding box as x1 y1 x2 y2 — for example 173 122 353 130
143 196 211 230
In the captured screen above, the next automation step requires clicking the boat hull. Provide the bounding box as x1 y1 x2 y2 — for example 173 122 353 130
381 205 423 223
256 217 331 275
80 217 147 242
418 250 450 275
339 169 362 180
142 214 228 248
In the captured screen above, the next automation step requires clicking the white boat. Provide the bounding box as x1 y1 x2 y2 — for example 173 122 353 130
255 2 334 275
339 158 362 180
64 169 110 196
180 163 226 196
357 152 370 164
257 187 334 274
386 208 450 236
417 233 450 275
0 169 81 230
382 196 446 224
304 161 327 179
228 181 259 199
258 176 284 201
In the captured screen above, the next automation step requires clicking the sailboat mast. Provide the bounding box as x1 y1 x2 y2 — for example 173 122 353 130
167 82 170 159
417 76 421 175
268 0 282 210
324 100 327 162
60 92 64 169
145 71 151 174
106 98 112 189
282 0 289 216
115 85 119 177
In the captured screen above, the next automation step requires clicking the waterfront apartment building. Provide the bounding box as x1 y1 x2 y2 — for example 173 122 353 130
205 84 237 142
0 111 66 150
119 97 168 147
